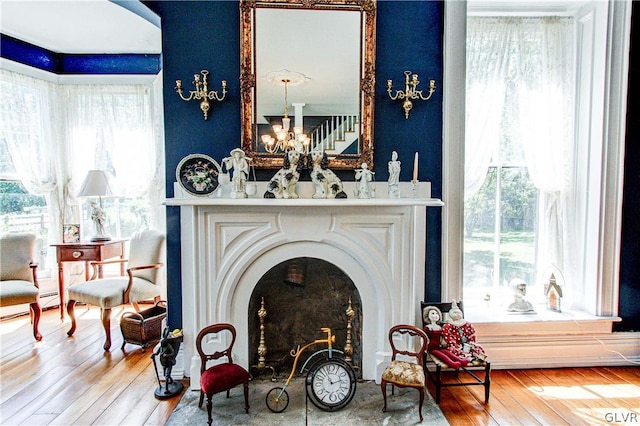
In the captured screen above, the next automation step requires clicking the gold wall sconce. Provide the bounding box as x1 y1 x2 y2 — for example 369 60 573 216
387 70 436 119
175 70 227 120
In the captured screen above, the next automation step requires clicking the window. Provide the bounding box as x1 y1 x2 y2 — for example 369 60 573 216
442 0 629 319
0 69 165 275
65 85 160 240
463 16 574 310
0 123 48 240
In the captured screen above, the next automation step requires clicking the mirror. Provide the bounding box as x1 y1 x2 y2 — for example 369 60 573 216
240 0 376 169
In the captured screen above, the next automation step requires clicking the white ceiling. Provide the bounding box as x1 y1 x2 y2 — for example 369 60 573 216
255 8 361 120
0 0 161 54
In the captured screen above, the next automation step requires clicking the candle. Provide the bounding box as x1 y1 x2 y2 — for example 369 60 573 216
412 152 419 182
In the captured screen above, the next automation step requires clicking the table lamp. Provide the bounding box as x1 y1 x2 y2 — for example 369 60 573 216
77 170 114 242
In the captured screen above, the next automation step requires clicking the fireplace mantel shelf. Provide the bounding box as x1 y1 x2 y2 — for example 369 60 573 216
167 180 443 207
165 197 444 207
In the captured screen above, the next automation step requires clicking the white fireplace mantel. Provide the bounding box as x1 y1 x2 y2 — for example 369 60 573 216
165 181 442 389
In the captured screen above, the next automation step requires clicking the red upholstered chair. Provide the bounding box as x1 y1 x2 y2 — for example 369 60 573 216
381 324 429 422
196 323 249 426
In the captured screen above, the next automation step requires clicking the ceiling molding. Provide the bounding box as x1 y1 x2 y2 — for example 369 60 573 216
0 34 161 75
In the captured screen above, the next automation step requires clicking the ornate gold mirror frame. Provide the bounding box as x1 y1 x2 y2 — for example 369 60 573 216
240 0 376 169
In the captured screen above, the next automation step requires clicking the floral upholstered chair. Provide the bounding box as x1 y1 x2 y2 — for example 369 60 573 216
0 233 42 341
380 324 429 421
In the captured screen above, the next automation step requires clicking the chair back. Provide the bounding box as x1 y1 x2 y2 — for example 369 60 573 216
388 324 428 367
196 323 237 373
0 233 36 282
420 301 464 328
128 230 165 283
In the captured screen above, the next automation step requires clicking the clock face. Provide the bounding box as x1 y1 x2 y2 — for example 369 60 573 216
306 358 356 411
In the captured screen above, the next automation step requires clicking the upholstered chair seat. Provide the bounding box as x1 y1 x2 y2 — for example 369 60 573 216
200 363 250 396
1 280 40 305
67 277 160 308
381 360 426 387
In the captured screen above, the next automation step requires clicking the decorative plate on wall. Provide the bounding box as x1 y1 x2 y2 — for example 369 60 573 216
176 153 222 197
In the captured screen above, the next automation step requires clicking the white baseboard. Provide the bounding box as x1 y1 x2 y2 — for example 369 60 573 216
478 331 640 369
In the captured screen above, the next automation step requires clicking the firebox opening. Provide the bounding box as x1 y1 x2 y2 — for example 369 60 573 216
248 257 362 379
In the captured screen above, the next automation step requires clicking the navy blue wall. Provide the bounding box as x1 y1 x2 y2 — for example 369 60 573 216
616 2 640 332
147 0 445 328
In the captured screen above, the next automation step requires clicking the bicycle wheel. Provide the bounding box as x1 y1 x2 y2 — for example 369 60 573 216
266 387 289 413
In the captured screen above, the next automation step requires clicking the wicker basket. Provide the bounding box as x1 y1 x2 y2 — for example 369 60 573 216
120 301 167 351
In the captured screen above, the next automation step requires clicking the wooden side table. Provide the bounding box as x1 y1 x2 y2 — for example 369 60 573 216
52 239 127 320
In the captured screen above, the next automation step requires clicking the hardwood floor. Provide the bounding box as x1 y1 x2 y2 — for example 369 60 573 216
0 305 185 426
2 306 639 425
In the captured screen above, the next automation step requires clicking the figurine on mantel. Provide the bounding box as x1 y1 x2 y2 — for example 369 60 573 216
388 151 401 199
222 148 249 199
264 149 302 199
355 162 375 199
308 150 347 199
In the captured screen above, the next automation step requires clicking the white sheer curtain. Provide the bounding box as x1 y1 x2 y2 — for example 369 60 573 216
64 82 163 236
0 70 67 262
65 85 154 193
515 18 574 284
466 17 575 285
465 19 510 200
149 73 166 231
1 68 164 248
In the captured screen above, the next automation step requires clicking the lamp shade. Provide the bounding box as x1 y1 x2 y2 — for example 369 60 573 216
77 170 115 197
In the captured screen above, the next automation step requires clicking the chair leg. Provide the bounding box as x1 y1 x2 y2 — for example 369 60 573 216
243 381 249 413
418 387 424 422
435 363 442 404
484 362 491 403
206 394 213 426
29 302 42 341
381 380 388 413
198 390 204 408
67 300 77 336
101 308 112 351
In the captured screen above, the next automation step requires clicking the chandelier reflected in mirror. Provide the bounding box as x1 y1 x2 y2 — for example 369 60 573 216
261 70 311 154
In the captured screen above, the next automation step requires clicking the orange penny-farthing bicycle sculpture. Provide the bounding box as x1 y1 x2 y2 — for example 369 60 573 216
265 327 357 413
